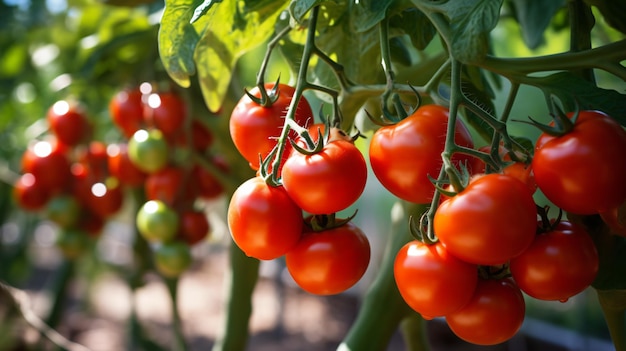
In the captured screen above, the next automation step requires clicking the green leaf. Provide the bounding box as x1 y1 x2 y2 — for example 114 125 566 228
584 0 626 34
193 0 289 111
420 0 503 63
159 0 205 87
288 0 325 23
529 72 626 126
350 0 394 32
389 8 436 51
510 0 566 49
191 0 222 24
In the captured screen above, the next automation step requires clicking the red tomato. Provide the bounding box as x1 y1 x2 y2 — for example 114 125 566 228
532 110 626 214
144 91 188 136
227 176 302 260
281 139 367 214
446 278 525 346
172 119 214 152
285 221 370 295
394 240 478 319
192 164 224 200
145 166 187 206
21 140 72 194
87 178 124 218
47 100 91 147
77 141 109 181
107 143 147 187
178 210 210 246
229 83 313 170
13 173 50 211
109 87 145 138
434 173 537 265
369 105 474 204
509 220 599 301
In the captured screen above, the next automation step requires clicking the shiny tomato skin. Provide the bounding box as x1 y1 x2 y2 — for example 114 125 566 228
107 143 147 187
369 105 474 204
47 100 91 147
109 87 145 138
509 221 599 301
394 241 478 319
21 140 72 194
87 178 124 218
228 177 302 260
13 173 50 211
286 222 370 295
446 278 525 346
282 140 367 215
144 166 190 207
532 110 626 214
145 91 187 137
229 83 313 170
434 173 537 265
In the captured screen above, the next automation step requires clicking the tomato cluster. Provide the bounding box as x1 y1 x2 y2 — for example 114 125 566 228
109 85 224 278
14 101 117 257
226 83 370 295
390 109 620 346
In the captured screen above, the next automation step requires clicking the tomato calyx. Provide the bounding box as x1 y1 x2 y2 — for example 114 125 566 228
305 212 357 232
525 98 579 137
409 212 439 245
244 77 282 107
536 205 564 234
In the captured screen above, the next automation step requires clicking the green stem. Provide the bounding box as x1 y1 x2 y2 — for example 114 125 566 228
568 0 596 83
339 203 429 351
400 313 429 351
165 277 187 351
211 242 260 351
597 290 626 351
270 5 320 183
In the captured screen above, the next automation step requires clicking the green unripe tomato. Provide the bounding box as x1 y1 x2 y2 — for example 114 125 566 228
153 241 192 278
136 200 179 243
128 129 169 174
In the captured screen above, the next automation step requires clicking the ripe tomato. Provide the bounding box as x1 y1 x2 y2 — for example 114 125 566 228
21 139 72 194
136 200 179 243
47 100 91 147
193 164 224 200
128 129 169 174
532 110 626 214
144 91 187 137
446 278 525 346
145 166 192 207
77 141 109 181
172 119 214 152
434 173 537 265
153 241 192 278
509 220 599 301
285 221 370 295
229 83 313 170
109 87 145 138
87 178 124 218
227 176 302 260
394 240 478 319
281 139 367 214
107 143 147 187
13 173 50 211
369 105 474 204
178 210 210 246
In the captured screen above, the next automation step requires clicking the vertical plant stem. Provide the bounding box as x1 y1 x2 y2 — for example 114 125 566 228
339 202 429 351
165 277 187 351
211 242 260 351
400 313 429 351
597 290 626 351
568 0 596 83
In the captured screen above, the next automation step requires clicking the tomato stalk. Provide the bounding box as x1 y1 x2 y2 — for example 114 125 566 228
165 277 188 351
339 202 430 351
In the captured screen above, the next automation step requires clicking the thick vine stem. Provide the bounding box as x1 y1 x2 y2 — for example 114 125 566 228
338 202 429 351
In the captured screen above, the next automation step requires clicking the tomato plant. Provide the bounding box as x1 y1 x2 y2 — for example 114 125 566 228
286 220 370 295
369 105 474 204
510 220 599 302
227 176 302 260
434 173 537 265
446 278 526 346
394 240 478 319
532 110 626 215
